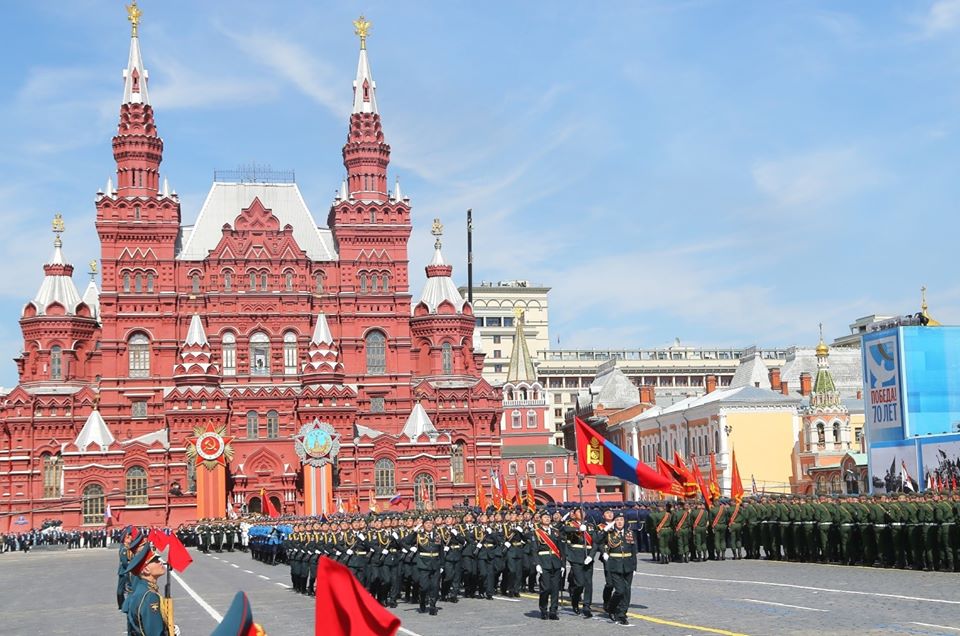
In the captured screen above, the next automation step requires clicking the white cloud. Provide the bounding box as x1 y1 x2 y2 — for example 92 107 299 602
919 0 960 38
149 55 279 110
751 147 880 208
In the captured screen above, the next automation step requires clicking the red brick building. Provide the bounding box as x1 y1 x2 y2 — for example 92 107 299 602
0 14 501 529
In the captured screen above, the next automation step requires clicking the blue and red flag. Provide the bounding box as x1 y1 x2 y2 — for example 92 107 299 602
574 416 675 492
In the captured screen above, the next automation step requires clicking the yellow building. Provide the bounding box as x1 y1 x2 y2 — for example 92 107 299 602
612 385 801 498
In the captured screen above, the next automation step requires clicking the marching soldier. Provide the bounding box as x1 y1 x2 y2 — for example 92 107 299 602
563 508 596 618
401 515 444 616
440 513 465 602
691 500 708 561
531 509 564 621
600 510 636 626
710 499 728 560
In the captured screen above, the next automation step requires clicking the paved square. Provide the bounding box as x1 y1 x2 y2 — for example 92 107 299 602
3 547 959 635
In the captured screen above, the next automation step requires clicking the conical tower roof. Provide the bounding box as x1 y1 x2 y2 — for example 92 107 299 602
505 310 537 384
74 409 115 453
26 217 84 317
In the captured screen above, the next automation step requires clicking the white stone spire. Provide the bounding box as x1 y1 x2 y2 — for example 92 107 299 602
310 313 334 345
393 177 403 201
82 280 100 323
74 409 115 453
352 43 378 114
27 219 84 317
416 219 468 314
122 12 150 105
401 402 438 442
303 313 343 378
184 314 208 346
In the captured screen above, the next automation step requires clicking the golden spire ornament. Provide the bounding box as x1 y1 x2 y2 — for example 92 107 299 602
431 218 444 249
126 1 142 37
353 15 372 50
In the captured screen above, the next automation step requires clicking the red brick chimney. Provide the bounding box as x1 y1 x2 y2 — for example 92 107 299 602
769 367 781 392
856 389 862 400
799 372 812 397
781 381 790 396
639 385 655 404
705 375 717 394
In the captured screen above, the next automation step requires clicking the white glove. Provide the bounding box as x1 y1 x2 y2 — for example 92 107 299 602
450 528 459 536
584 556 593 565
414 524 423 532
485 527 492 534
174 626 181 636
536 564 543 574
382 549 389 555
440 568 444 576
604 521 616 532
504 541 511 548
444 546 450 552
515 525 524 532
346 549 353 556
358 533 366 541
335 551 342 556
402 548 408 554
579 524 588 532
315 550 321 555
410 546 418 553
392 532 399 540
602 553 609 562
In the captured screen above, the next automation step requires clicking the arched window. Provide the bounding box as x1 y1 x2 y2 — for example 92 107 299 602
815 476 825 495
414 473 435 511
283 331 298 375
442 342 453 374
816 422 826 446
375 458 395 496
260 272 268 291
314 272 324 294
371 274 379 293
832 421 841 444
222 332 236 376
249 271 257 291
830 474 842 494
82 484 105 525
248 496 262 514
359 273 368 293
123 272 131 293
451 441 465 483
135 273 143 293
370 209 376 223
186 460 196 493
382 273 390 292
223 270 232 292
511 410 521 428
284 271 293 291
250 331 270 376
42 453 62 498
246 411 259 439
544 460 554 474
191 273 200 294
126 466 148 506
526 410 537 428
128 333 150 377
50 345 62 380
508 461 518 476
714 430 720 453
526 461 537 476
146 272 154 293
365 331 386 375
266 410 279 439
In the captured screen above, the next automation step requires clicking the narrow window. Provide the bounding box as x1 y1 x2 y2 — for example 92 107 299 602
260 272 268 291
246 411 259 439
222 332 236 376
191 273 200 294
135 273 142 293
442 342 453 374
146 272 154 293
365 331 386 374
284 271 293 291
223 271 232 292
123 272 130 293
266 410 279 439
283 331 298 374
50 346 62 380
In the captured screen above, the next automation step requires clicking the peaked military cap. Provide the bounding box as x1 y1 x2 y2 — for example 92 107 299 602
210 591 263 636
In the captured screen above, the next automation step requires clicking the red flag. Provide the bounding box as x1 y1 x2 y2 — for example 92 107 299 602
673 452 698 499
497 471 509 503
689 456 713 508
490 471 503 510
525 473 536 512
656 456 686 496
708 453 722 501
730 449 744 503
315 556 401 636
511 473 522 506
476 476 488 510
147 529 193 573
263 489 280 519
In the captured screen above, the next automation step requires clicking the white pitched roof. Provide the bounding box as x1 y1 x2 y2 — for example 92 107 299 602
74 410 115 453
122 428 169 448
184 314 208 346
352 47 378 114
417 248 467 313
401 402 438 441
177 182 337 262
82 280 100 322
122 31 150 105
730 346 770 389
28 244 84 316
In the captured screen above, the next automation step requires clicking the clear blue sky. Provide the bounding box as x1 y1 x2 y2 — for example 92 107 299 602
0 0 958 387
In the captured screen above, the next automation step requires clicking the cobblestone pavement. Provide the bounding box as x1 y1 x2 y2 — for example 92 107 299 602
3 547 960 635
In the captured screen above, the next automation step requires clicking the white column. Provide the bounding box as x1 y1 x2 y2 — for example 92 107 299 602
630 426 641 500
719 413 730 494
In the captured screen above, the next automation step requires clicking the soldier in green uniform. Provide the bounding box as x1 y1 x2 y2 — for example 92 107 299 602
728 499 745 560
647 503 663 562
600 510 636 626
655 502 675 564
531 509 565 621
709 499 728 560
124 543 173 636
933 492 954 571
562 508 595 617
402 515 445 616
691 500 708 561
918 492 936 570
674 500 691 563
440 512 466 601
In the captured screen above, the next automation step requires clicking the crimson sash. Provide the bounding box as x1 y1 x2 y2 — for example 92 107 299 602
536 527 561 559
712 504 727 529
675 510 689 532
656 514 670 533
728 502 741 527
693 510 704 528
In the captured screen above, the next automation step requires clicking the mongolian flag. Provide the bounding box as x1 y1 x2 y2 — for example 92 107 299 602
656 456 686 496
709 453 722 500
730 450 744 503
689 456 712 508
476 477 488 510
574 417 675 492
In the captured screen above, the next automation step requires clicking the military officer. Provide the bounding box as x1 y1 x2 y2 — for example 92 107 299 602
531 509 564 621
124 543 175 636
401 515 444 615
600 510 636 626
563 508 596 617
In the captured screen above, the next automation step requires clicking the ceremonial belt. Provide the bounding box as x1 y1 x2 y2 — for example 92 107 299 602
420 552 439 557
608 552 632 557
712 505 727 529
538 550 554 555
656 515 670 533
482 543 496 548
536 528 561 559
568 543 585 548
354 551 368 556
675 510 689 532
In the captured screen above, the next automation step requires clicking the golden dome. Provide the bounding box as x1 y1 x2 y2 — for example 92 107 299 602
816 340 829 358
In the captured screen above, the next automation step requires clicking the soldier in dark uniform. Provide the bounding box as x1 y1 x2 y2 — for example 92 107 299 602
401 515 444 615
440 513 465 602
601 510 636 626
477 511 502 600
563 508 596 617
531 509 564 621
124 543 173 636
503 510 526 597
460 511 482 599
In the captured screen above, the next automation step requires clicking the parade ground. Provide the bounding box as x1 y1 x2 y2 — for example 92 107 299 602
2 548 959 635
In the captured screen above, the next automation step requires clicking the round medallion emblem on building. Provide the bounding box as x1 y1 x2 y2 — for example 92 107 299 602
186 423 234 470
294 418 341 468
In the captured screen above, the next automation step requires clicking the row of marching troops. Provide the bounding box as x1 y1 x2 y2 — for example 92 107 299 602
175 520 246 554
254 506 640 625
647 492 960 572
116 525 266 636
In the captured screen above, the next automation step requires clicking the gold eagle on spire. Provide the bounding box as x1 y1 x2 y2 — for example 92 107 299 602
353 15 371 49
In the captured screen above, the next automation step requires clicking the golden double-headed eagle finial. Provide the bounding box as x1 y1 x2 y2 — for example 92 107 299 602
431 218 444 249
52 213 65 235
126 1 142 37
353 15 372 50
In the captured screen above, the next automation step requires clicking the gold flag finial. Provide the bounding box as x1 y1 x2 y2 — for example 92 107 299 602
89 260 98 274
127 1 142 37
431 218 444 249
353 15 372 50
